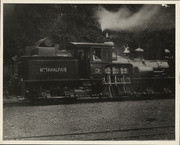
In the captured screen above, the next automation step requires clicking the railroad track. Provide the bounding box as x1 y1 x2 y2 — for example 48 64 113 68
3 93 174 105
4 125 175 140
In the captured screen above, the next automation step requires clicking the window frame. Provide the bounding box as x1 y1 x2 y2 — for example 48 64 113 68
91 47 112 63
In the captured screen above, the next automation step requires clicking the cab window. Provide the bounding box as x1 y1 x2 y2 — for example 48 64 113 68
93 48 102 62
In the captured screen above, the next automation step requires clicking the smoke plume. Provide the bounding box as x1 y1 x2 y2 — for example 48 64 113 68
96 5 174 32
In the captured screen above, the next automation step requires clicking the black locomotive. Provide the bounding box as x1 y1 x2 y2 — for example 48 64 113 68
19 37 175 102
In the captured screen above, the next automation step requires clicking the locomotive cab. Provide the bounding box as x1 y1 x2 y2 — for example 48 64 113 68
66 42 113 79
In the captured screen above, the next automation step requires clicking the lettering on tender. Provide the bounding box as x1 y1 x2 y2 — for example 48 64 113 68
40 67 67 72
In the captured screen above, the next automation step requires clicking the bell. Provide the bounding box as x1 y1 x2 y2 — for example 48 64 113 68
123 47 130 55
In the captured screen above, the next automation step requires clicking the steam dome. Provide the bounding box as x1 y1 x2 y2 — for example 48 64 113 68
135 47 144 52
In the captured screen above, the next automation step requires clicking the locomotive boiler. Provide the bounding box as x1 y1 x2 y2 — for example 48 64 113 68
19 37 174 102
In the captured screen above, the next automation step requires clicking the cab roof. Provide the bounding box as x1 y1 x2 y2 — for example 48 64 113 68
66 42 114 49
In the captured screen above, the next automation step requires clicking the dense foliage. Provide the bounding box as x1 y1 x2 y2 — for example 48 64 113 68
3 4 175 62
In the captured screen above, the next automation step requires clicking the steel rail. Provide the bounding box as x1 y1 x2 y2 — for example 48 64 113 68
4 125 174 140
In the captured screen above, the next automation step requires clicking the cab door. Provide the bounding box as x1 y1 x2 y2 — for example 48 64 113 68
77 49 91 78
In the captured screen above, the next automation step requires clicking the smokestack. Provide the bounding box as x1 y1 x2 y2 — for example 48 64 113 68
103 30 111 41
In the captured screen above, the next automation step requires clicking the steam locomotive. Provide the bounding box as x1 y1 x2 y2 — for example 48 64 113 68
19 37 175 102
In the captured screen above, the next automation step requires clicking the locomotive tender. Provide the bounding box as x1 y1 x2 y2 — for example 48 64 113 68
20 38 174 102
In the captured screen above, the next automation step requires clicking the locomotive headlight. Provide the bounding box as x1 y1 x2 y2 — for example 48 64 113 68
105 67 111 74
112 66 119 74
